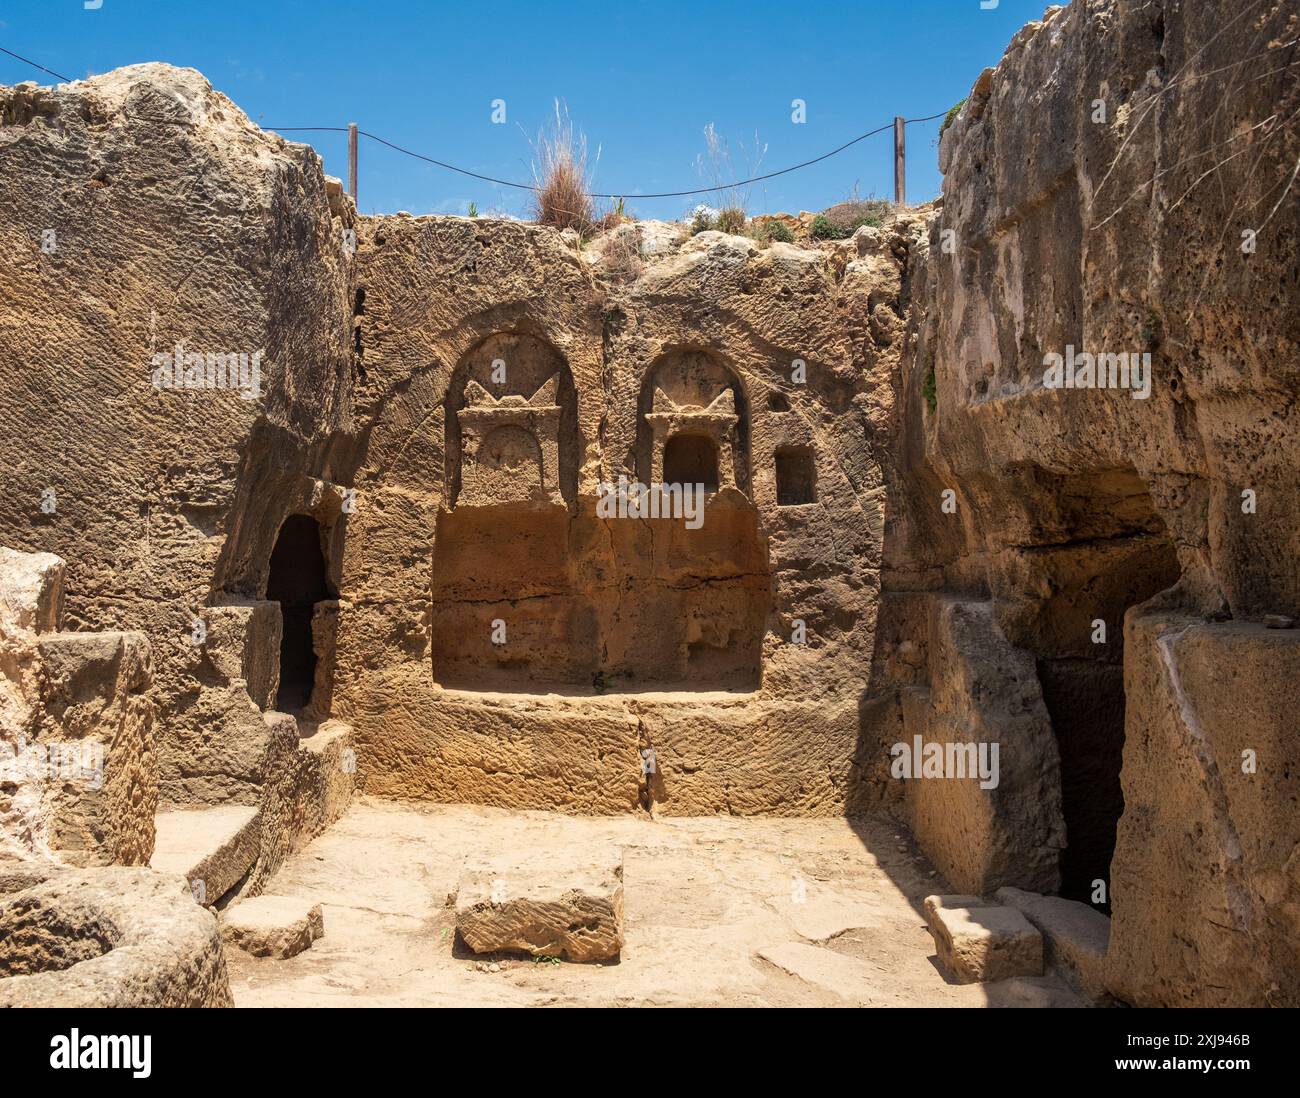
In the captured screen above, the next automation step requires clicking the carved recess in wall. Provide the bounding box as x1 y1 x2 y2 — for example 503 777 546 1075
635 349 751 497
456 377 562 505
645 388 739 491
444 332 579 508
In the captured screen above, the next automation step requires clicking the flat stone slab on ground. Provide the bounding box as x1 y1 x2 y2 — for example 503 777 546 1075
757 941 887 1005
222 895 324 959
455 845 624 963
770 882 886 941
925 898 1043 984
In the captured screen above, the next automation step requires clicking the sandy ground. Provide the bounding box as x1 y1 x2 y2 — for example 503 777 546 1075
226 797 1082 1007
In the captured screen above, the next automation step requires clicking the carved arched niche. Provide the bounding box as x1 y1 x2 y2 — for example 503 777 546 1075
445 332 578 507
635 349 750 497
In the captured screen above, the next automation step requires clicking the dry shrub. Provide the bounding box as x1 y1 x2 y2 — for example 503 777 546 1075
531 100 595 234
715 206 747 235
593 197 632 235
822 183 895 233
602 225 644 282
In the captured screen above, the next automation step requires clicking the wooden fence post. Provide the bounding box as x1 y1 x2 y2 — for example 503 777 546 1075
893 116 905 206
348 122 358 203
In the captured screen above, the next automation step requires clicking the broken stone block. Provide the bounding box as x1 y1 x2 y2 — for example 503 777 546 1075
1 549 157 870
995 886 1111 1003
903 598 1065 897
922 894 989 920
0 867 231 1007
456 847 624 962
0 547 64 634
151 804 260 906
925 899 1043 983
243 715 356 897
222 895 324 959
32 630 156 866
204 598 283 710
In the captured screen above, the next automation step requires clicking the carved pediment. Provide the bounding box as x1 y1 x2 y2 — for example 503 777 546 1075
652 386 735 415
465 375 559 410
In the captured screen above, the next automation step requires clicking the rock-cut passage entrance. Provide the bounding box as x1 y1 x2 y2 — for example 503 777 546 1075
266 514 332 712
1028 469 1180 909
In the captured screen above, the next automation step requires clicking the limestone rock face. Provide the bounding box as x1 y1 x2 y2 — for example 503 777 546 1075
0 867 232 1007
0 0 1296 1009
456 848 624 962
0 61 926 819
902 597 1064 896
333 186 927 816
221 895 323 958
1106 613 1300 1006
0 65 355 807
880 0 1300 1006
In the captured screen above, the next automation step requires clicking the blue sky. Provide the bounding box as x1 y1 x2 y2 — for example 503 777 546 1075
1 0 1050 219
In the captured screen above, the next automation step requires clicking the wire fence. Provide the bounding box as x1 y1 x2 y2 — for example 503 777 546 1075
262 115 948 200
3 43 951 203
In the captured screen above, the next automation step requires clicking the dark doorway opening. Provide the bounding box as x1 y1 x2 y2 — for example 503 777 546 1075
1025 468 1180 911
663 434 720 492
266 514 332 713
1038 660 1128 909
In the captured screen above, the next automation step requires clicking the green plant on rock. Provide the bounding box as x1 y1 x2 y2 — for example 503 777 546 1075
922 365 938 413
940 99 966 138
810 214 849 240
690 208 717 235
758 220 795 243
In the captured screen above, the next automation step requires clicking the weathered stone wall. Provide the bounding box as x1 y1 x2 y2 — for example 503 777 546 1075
334 216 922 813
1109 611 1300 1006
1 64 920 822
881 0 1300 1005
0 65 356 806
1 0 1296 1006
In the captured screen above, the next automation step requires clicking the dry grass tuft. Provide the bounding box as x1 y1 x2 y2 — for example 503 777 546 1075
601 226 644 282
690 123 767 232
714 206 747 235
